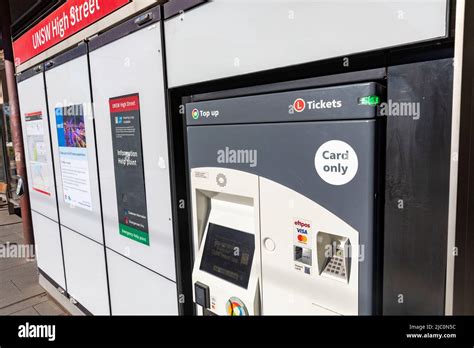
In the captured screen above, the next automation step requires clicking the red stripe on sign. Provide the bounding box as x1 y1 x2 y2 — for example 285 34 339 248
34 188 51 196
109 95 140 113
13 0 131 66
25 111 42 117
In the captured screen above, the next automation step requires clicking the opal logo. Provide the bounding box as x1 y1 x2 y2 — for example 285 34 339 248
293 98 306 113
191 108 220 119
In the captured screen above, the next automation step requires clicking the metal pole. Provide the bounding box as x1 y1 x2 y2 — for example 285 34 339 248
1 0 35 247
1 58 12 209
1 107 12 206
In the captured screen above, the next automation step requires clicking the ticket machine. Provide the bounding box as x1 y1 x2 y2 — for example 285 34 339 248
186 82 384 315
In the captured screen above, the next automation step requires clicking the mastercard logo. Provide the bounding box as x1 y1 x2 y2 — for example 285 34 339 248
297 234 308 243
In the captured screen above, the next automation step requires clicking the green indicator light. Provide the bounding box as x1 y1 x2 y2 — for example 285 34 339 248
358 95 381 106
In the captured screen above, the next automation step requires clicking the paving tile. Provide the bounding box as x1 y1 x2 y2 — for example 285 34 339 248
9 263 40 291
11 306 39 316
0 280 21 298
0 228 24 238
0 293 49 315
0 234 24 244
0 256 29 271
0 213 22 226
0 283 45 309
0 220 23 229
0 208 70 316
0 261 36 282
34 300 66 316
0 223 23 237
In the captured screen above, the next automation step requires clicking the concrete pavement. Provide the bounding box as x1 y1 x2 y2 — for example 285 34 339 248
0 205 68 316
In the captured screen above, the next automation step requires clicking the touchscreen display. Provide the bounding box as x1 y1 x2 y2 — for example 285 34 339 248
200 223 255 289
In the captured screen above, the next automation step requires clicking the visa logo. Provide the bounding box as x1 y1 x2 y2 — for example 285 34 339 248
297 228 308 234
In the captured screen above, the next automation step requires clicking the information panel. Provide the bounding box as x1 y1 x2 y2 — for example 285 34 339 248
109 94 149 246
25 111 51 196
55 104 92 210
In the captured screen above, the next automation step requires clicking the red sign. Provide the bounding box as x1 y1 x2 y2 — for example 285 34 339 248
109 95 140 113
13 0 130 66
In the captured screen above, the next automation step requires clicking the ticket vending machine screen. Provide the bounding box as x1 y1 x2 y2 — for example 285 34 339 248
200 223 255 289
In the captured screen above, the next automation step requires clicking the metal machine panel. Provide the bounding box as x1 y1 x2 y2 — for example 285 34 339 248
31 211 66 289
61 227 110 315
383 59 453 315
18 71 58 221
45 50 103 244
187 83 382 126
165 0 448 87
89 22 177 281
106 249 179 315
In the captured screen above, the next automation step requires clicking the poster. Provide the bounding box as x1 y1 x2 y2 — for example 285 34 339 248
55 104 92 210
109 94 149 246
25 111 50 196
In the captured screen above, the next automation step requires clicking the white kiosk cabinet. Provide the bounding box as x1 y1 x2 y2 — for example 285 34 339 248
45 44 109 315
89 7 178 315
18 67 66 290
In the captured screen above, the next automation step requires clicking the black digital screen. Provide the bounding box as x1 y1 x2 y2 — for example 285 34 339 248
200 223 255 289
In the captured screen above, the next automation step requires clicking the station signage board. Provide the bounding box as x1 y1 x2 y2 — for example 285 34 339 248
13 0 130 66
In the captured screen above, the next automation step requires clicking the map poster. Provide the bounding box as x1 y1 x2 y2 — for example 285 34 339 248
25 111 50 196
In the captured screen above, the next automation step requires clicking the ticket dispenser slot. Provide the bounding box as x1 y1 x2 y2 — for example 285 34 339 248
191 168 261 316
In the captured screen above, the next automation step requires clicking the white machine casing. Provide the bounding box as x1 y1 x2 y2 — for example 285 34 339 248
259 177 359 315
191 168 360 315
191 168 262 315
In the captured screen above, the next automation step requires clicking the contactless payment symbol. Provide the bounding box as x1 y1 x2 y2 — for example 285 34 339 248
293 98 306 113
226 297 248 316
192 109 199 120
